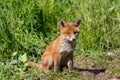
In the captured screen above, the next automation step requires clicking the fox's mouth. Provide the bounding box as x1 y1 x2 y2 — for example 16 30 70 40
64 37 76 42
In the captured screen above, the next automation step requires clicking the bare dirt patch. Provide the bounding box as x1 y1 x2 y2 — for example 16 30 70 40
74 61 107 80
73 49 120 80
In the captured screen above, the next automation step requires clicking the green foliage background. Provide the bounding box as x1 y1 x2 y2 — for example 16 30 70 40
0 0 120 60
0 0 120 79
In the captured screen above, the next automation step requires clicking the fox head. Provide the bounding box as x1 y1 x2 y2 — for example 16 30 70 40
60 19 81 42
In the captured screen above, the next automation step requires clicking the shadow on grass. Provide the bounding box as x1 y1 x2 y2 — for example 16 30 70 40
75 67 106 75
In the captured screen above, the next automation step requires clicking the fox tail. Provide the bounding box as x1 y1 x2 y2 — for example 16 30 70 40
28 61 42 69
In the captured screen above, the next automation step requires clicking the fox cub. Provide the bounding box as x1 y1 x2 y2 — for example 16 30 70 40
28 19 81 72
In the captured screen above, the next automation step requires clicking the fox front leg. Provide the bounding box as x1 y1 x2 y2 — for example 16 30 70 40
54 55 60 72
67 59 75 70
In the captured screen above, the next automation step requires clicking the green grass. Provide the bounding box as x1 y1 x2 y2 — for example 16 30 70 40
0 49 120 80
0 0 120 79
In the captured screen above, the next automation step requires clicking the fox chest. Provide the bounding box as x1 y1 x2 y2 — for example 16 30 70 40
60 41 76 54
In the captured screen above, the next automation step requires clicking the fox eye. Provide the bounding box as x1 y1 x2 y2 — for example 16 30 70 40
74 32 78 34
67 32 70 34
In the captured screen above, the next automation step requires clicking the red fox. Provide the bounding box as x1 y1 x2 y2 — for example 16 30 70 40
28 19 81 72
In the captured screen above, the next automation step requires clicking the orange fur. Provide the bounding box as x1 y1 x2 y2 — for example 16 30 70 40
28 19 81 72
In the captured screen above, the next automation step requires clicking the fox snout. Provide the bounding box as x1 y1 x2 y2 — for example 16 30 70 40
71 38 76 41
68 37 76 42
65 37 76 42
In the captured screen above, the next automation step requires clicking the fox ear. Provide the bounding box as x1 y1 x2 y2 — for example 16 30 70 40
60 20 66 28
74 19 81 27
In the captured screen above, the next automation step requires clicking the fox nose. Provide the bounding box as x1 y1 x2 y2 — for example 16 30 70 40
72 38 76 41
70 38 76 41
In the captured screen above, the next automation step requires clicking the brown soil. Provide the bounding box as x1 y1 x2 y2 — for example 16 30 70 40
74 60 120 80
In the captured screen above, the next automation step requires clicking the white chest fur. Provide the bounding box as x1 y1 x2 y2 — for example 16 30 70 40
60 40 76 54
